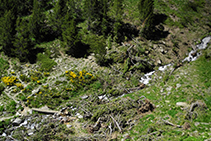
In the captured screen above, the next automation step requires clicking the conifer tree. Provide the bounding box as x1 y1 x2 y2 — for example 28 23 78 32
13 18 31 61
112 0 124 42
49 0 68 37
101 0 109 37
61 14 80 56
28 0 47 43
84 0 103 32
138 0 154 38
0 10 16 56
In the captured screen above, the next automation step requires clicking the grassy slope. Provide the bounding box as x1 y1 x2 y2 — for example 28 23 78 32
0 0 211 140
122 45 211 140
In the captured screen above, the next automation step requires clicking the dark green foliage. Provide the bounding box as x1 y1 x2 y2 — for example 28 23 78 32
0 10 16 56
6 100 16 114
49 0 68 37
84 0 109 34
112 0 124 42
0 58 9 77
28 0 47 43
61 15 81 56
37 53 57 72
0 119 10 134
0 83 5 93
13 18 32 61
138 0 154 38
86 34 107 65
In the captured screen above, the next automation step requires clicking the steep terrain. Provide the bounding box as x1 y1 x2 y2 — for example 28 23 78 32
0 0 211 140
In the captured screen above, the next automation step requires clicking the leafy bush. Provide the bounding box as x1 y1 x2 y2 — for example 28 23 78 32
6 100 16 114
0 83 5 93
37 53 57 71
0 58 9 77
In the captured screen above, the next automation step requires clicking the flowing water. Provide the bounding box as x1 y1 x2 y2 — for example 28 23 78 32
140 36 211 85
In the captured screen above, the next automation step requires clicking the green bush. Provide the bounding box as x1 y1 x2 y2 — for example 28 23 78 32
37 53 57 71
0 83 5 93
0 58 9 77
0 105 4 112
6 100 16 114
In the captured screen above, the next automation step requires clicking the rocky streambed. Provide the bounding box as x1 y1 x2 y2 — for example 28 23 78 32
140 36 211 85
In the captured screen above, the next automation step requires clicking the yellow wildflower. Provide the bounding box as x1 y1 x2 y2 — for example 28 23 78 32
70 71 77 78
65 71 69 74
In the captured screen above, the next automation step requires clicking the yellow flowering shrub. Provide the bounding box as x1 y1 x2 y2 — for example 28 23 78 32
31 76 38 81
65 69 96 90
1 76 17 86
44 72 50 76
15 83 24 89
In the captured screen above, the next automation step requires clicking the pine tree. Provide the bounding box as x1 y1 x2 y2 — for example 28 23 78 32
12 18 31 61
112 0 124 42
49 0 68 37
0 10 16 56
84 0 103 33
138 0 154 38
28 0 47 43
61 14 80 56
101 0 109 37
88 34 107 65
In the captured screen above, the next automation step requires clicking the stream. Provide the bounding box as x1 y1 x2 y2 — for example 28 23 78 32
140 36 211 85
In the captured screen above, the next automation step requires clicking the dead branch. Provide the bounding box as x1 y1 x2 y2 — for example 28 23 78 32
110 115 122 133
31 108 60 114
109 123 112 137
162 119 182 128
93 117 101 128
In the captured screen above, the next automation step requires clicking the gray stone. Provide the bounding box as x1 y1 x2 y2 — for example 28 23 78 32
81 95 89 99
156 59 162 65
66 124 72 128
176 84 181 89
194 122 200 126
27 129 34 136
176 102 190 108
13 118 23 126
166 87 172 91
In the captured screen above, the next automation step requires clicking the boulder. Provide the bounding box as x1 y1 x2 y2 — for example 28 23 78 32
13 118 23 126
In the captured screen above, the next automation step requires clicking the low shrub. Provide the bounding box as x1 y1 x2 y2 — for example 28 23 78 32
37 53 57 71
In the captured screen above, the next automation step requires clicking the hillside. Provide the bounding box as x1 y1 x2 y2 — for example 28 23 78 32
0 0 211 140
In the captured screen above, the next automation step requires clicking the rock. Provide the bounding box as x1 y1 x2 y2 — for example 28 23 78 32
156 59 162 66
13 118 23 126
194 122 200 126
183 122 191 130
27 129 34 136
66 124 72 128
166 86 172 91
81 95 89 100
153 44 157 49
176 102 190 108
176 84 181 89
76 113 83 119
160 48 164 53
145 51 149 54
